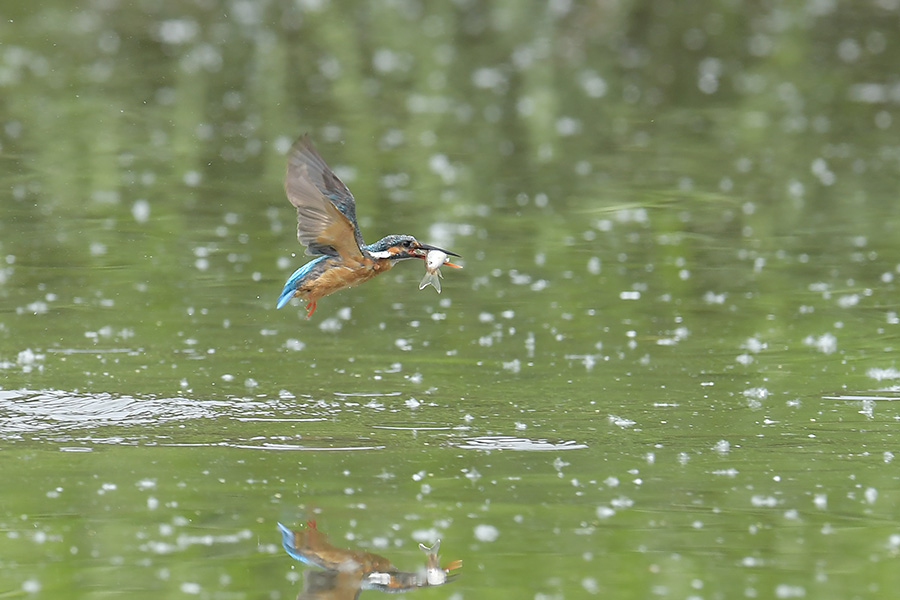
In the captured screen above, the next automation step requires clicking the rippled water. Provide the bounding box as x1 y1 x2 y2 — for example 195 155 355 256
3 1 900 599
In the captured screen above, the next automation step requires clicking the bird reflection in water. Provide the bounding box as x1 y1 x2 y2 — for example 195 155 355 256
278 520 461 599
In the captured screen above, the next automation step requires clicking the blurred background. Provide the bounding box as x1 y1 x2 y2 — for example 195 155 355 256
2 1 900 598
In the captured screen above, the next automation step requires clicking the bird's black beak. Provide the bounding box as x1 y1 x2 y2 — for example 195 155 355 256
417 243 461 258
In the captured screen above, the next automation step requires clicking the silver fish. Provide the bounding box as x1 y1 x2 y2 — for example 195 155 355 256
419 249 449 293
417 540 461 586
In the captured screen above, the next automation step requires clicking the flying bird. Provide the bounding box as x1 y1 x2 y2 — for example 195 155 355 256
276 135 460 317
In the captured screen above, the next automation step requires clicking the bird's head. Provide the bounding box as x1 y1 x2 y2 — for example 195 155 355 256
366 235 460 262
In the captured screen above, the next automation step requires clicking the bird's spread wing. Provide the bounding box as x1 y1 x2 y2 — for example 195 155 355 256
285 135 365 261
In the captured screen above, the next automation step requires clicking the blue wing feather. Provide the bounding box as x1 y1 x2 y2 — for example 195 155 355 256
276 257 326 309
277 522 319 566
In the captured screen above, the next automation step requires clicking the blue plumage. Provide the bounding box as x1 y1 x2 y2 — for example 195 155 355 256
276 256 326 309
277 521 316 565
276 136 460 317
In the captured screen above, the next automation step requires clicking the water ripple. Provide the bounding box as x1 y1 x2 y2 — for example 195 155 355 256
454 435 588 451
0 388 326 437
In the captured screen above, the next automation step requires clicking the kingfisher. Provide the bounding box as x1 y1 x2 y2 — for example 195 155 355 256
276 520 461 595
275 135 460 318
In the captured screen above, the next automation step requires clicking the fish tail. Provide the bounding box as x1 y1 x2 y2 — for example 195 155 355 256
419 271 441 293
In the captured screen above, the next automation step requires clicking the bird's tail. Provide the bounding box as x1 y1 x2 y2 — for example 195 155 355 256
276 283 297 309
276 260 321 308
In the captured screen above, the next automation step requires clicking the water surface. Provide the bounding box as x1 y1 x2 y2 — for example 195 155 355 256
2 1 900 598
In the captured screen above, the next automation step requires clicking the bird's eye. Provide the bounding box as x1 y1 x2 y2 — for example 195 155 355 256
402 240 412 248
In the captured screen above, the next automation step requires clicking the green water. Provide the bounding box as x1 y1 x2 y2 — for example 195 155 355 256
3 1 900 598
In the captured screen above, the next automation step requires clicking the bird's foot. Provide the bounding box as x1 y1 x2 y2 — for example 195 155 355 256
305 301 317 318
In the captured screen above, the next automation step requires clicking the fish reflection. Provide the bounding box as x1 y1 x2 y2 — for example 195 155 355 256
278 520 461 599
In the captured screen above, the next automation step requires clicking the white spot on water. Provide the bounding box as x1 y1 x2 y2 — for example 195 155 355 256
502 359 520 373
98 483 117 495
183 170 202 187
751 495 777 507
611 496 634 509
556 116 582 136
803 332 837 354
372 48 407 73
736 353 754 365
284 339 305 351
608 415 636 428
775 583 806 598
157 19 198 45
17 348 41 366
859 399 875 419
579 70 607 98
712 468 739 477
596 506 615 519
474 524 499 542
811 157 835 186
428 153 457 184
837 294 859 308
132 199 150 223
743 387 768 409
742 337 767 353
703 291 727 304
180 582 201 595
318 318 342 332
582 576 599 594
471 67 506 91
867 367 900 381
865 487 878 504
